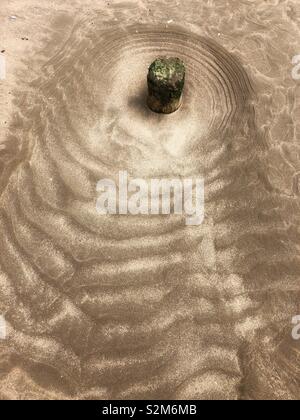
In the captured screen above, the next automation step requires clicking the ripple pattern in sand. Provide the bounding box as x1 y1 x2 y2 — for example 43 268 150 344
1 20 300 400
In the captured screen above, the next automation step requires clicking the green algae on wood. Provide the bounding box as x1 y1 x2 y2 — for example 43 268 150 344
147 57 185 114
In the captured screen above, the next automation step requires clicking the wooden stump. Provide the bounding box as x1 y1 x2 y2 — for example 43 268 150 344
147 57 185 114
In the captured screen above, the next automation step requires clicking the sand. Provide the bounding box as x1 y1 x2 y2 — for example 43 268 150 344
0 0 300 400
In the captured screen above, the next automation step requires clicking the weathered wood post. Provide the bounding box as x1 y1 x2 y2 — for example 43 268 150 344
147 57 185 114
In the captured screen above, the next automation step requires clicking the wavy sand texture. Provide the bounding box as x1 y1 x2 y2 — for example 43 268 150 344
0 0 300 400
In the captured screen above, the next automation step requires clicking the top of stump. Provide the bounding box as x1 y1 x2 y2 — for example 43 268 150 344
148 57 185 90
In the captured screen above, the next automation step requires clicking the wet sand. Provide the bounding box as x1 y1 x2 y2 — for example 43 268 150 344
1 0 300 400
